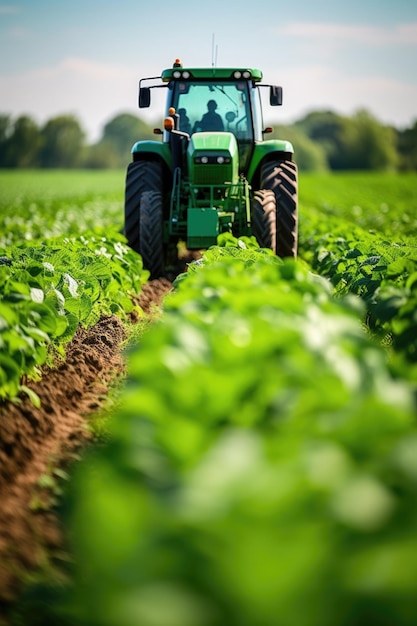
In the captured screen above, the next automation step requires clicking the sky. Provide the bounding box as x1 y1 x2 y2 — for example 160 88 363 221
1 0 417 142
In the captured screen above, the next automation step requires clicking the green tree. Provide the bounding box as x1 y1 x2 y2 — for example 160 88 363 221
0 114 12 167
3 115 41 167
296 110 357 170
39 114 85 168
296 109 399 171
82 140 121 169
397 119 417 170
271 124 328 171
98 112 157 167
351 109 398 171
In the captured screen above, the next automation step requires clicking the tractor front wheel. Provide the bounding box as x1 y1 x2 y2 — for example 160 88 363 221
251 190 277 252
139 190 164 279
261 160 298 258
124 160 163 254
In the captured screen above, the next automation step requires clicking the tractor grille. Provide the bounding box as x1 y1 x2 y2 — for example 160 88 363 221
193 163 232 186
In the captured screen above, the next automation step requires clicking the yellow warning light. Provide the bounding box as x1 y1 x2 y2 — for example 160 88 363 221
173 58 183 68
164 116 175 131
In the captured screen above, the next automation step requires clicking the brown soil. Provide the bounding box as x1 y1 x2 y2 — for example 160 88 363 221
0 279 172 618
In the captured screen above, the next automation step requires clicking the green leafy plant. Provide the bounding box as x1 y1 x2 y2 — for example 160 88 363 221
66 248 417 626
0 235 147 402
299 206 417 364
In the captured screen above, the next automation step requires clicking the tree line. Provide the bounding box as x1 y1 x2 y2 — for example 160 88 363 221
0 109 416 171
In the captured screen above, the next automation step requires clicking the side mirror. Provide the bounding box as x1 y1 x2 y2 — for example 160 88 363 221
270 86 283 106
139 87 151 108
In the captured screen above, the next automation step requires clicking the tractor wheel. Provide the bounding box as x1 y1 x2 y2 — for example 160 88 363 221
251 190 277 252
260 160 298 258
139 190 165 279
124 160 163 253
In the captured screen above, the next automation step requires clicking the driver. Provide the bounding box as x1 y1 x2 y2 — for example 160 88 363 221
194 100 224 132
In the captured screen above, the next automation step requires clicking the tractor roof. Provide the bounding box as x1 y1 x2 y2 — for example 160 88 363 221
161 60 263 82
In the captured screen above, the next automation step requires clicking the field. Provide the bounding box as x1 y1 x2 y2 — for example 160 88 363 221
1 170 417 626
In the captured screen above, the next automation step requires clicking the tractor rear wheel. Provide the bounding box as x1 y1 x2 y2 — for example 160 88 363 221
251 190 277 252
139 190 164 279
261 160 298 258
124 160 163 253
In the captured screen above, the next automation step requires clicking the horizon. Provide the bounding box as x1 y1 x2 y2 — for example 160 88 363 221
1 0 417 141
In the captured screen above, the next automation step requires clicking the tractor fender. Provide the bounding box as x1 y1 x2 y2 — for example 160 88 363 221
131 140 173 170
247 139 294 184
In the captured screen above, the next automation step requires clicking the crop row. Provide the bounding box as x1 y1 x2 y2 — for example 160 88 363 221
65 246 417 626
2 168 416 401
0 234 147 401
300 172 417 238
2 171 416 623
299 207 417 368
0 170 125 248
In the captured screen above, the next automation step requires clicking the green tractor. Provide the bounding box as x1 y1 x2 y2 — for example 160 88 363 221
124 59 298 278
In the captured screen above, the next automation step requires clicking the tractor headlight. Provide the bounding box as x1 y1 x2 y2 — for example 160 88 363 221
172 69 192 79
233 70 251 79
194 155 231 164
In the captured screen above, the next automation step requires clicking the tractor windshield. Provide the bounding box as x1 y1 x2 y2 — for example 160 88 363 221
170 80 252 140
169 80 253 171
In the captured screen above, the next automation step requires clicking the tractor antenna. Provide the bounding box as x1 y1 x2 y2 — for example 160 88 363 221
211 33 218 71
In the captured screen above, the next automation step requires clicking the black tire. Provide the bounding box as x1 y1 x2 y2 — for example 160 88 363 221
261 160 298 258
124 160 163 253
139 191 164 279
251 190 277 252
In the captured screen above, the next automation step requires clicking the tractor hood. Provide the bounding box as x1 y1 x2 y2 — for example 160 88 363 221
187 132 239 185
189 132 238 152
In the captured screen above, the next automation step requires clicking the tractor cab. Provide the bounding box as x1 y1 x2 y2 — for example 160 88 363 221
139 59 281 174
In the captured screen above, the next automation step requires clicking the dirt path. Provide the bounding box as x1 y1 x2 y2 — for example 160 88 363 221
0 278 172 616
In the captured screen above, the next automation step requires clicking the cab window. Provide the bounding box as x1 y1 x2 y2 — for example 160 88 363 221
171 81 253 142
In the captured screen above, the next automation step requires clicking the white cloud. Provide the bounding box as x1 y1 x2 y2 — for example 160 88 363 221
0 57 142 141
268 64 417 128
26 57 134 83
282 21 417 46
61 57 133 81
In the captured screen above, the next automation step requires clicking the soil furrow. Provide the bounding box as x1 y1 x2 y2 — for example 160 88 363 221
0 279 172 615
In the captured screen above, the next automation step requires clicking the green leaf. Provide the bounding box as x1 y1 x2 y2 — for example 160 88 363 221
19 384 41 408
405 272 417 291
0 302 18 326
386 258 410 278
64 294 93 322
345 248 364 259
61 312 79 342
0 352 21 381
